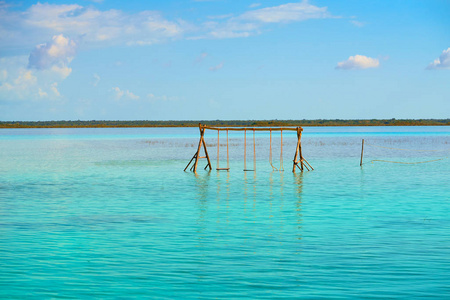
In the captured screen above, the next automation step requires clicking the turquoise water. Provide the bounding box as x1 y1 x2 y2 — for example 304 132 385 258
1 126 449 298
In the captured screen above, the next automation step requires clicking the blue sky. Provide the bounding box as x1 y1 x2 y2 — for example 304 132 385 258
0 0 449 121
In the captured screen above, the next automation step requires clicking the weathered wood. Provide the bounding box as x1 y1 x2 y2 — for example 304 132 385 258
185 124 313 172
226 130 229 169
201 136 212 171
217 130 220 169
292 127 302 172
298 130 304 172
203 126 302 131
360 139 365 166
193 126 204 172
184 153 197 171
303 158 314 170
253 129 256 171
244 129 247 171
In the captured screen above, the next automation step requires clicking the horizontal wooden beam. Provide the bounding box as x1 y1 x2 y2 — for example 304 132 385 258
202 125 302 131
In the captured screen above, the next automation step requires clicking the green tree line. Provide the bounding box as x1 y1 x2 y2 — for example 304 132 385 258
0 119 448 128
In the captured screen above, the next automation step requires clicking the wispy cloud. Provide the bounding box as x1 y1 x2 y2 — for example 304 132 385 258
0 3 185 50
147 93 179 102
426 48 450 70
209 62 224 71
207 14 234 20
350 20 364 27
204 1 332 39
1 1 333 49
336 55 379 70
249 3 261 8
112 87 140 100
240 1 330 23
0 56 64 102
195 52 208 64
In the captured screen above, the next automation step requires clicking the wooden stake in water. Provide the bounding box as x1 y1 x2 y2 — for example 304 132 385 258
360 139 364 166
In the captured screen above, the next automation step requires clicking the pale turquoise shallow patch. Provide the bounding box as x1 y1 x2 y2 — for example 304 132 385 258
1 127 449 298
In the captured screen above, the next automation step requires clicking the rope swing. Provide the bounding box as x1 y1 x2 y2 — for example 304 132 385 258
216 129 230 171
269 129 278 171
244 129 256 171
185 123 311 173
280 129 284 171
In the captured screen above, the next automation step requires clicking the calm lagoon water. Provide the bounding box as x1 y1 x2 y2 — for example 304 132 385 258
1 126 449 298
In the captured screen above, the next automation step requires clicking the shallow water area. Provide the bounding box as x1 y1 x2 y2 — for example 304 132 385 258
1 126 449 298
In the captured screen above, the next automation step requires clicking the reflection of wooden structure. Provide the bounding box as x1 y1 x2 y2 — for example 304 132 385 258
184 123 313 173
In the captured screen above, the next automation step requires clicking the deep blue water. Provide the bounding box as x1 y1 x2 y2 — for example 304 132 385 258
0 126 449 298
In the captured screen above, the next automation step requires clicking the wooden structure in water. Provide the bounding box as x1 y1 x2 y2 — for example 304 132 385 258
184 123 313 173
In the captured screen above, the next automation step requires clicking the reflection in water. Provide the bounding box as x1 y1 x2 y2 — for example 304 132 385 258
194 172 211 246
293 172 304 245
193 171 304 256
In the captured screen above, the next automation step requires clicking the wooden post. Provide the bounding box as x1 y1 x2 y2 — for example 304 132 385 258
298 128 304 172
360 139 364 166
193 124 204 172
185 125 311 173
244 129 247 171
202 134 212 171
217 130 220 169
184 123 212 172
292 127 303 172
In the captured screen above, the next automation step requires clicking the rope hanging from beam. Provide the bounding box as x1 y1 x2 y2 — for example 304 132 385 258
216 129 230 171
269 129 278 171
184 123 311 173
280 129 284 171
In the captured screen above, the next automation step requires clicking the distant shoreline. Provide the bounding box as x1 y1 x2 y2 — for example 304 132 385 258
0 119 449 128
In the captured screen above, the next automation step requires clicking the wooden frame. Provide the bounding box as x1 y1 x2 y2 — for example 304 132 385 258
184 123 313 173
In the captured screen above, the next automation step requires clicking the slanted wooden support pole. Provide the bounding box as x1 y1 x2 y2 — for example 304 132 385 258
292 127 304 172
184 123 212 172
360 139 364 166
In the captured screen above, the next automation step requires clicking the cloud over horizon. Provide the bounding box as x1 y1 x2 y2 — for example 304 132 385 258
28 34 76 79
426 48 450 70
0 2 185 50
240 1 329 23
336 55 379 70
112 87 140 100
205 1 331 39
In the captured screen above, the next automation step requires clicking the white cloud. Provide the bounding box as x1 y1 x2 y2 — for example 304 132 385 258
112 87 139 100
112 87 124 99
147 93 179 102
249 3 261 8
336 55 379 70
0 56 66 102
49 65 72 79
426 48 450 70
0 3 185 49
240 1 330 23
28 34 76 79
209 62 224 71
38 88 48 98
14 69 37 87
1 1 333 49
204 1 331 39
51 82 60 97
350 20 364 27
